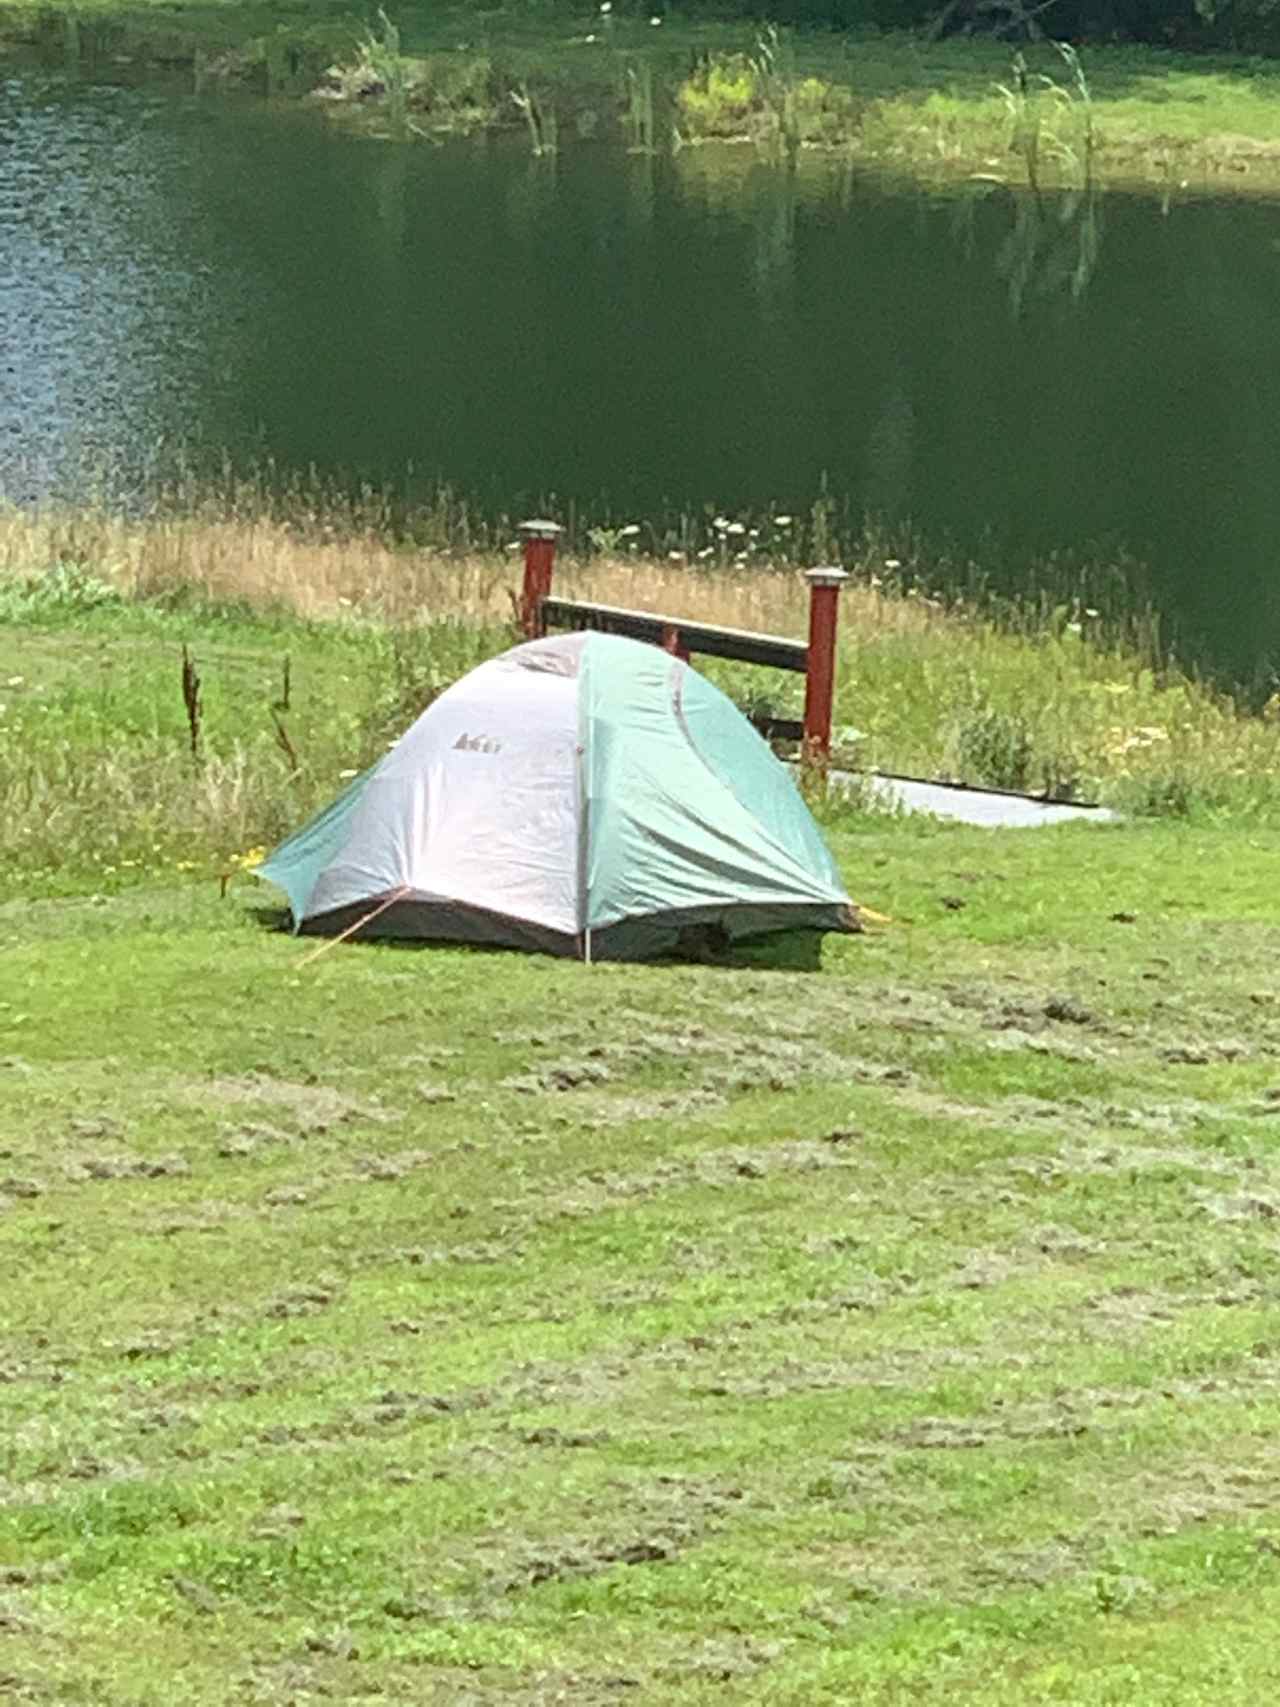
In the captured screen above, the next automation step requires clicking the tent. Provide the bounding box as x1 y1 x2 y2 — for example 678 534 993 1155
258 631 857 960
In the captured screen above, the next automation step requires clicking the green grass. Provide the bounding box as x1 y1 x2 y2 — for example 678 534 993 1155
6 693 1280 1698
5 592 1280 1697
4 528 1280 909
8 3 1280 188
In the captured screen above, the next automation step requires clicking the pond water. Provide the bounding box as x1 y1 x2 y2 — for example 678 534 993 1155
4 68 1280 683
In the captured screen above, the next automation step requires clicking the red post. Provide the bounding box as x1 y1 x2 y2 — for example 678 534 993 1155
802 566 848 761
661 622 690 662
519 519 562 639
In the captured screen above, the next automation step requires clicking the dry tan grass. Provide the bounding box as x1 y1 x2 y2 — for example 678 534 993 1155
0 501 948 644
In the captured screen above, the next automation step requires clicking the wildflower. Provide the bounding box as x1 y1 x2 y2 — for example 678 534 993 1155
667 551 684 562
734 552 748 563
650 13 662 23
5 676 22 687
618 523 641 537
884 558 901 570
337 595 353 607
600 2 611 12
696 547 714 560
338 767 358 779
1084 606 1099 618
175 859 195 872
773 515 793 527
713 515 730 531
727 522 746 536
748 528 759 538
869 575 882 588
1066 621 1082 636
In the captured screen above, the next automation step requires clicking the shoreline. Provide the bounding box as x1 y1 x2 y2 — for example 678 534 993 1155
7 9 1280 196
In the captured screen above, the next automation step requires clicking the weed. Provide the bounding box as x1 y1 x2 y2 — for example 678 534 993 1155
511 81 557 157
623 60 657 155
950 705 1037 791
180 645 203 761
0 561 121 620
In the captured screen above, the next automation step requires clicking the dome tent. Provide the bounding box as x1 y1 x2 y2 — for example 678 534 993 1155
258 631 857 960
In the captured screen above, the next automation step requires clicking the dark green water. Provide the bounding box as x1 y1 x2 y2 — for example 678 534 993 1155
5 70 1280 681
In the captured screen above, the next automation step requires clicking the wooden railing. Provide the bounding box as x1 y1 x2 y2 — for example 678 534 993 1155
518 521 847 756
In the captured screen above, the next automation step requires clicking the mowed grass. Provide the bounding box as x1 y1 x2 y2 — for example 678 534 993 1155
6 810 1280 1702
5 600 1280 1701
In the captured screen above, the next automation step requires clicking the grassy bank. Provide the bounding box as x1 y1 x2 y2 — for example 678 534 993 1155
3 492 1280 904
6 2 1280 190
6 757 1280 1699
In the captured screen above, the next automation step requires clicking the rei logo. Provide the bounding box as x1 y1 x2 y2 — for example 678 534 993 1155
453 733 503 754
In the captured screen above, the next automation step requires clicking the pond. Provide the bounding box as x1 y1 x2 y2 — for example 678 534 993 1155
4 66 1280 683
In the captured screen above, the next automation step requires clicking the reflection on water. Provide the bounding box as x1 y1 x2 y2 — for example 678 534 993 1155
952 176 1103 316
3 69 1280 680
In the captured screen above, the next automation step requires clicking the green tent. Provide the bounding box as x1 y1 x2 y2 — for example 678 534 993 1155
259 631 857 959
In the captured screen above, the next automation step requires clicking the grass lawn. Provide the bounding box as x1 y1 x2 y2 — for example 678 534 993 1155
5 595 1280 1701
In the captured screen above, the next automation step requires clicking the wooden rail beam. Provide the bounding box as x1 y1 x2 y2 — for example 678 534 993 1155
540 597 808 674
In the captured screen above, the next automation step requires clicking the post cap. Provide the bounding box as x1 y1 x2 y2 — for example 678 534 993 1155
805 565 849 588
519 519 563 540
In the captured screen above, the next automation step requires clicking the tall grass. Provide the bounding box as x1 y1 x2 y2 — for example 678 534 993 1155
3 479 1280 898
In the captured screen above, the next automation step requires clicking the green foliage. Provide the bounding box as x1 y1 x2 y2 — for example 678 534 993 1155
323 17 495 137
676 53 759 139
0 562 123 620
676 31 857 154
949 705 1037 791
